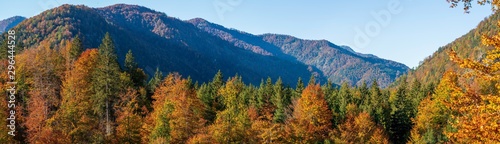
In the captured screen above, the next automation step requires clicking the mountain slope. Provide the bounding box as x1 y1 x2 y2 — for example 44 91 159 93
3 4 408 87
0 16 25 33
188 18 409 87
4 4 318 86
404 12 499 85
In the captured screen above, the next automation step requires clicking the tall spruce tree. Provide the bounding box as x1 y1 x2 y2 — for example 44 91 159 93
92 32 121 136
69 36 82 61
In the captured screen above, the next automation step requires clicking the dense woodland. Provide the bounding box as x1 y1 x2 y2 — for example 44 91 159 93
0 31 498 143
0 1 499 144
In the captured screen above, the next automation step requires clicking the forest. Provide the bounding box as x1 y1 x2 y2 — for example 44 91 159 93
0 0 499 144
0 30 498 143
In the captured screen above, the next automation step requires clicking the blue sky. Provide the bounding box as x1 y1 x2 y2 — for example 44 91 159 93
0 0 493 68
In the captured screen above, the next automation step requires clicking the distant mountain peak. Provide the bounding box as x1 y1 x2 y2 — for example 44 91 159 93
0 16 26 33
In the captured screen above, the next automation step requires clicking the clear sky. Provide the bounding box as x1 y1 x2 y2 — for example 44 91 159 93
0 0 494 68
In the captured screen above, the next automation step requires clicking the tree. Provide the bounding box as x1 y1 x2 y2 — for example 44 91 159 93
125 49 138 72
447 0 500 13
286 83 332 143
333 107 389 144
210 76 253 143
257 77 275 117
272 77 286 123
146 73 206 143
197 70 225 124
114 88 143 144
147 67 163 93
294 77 305 99
355 81 370 108
446 22 500 143
337 82 352 122
69 36 82 61
410 71 459 143
49 49 104 143
124 49 147 87
92 32 121 136
18 42 65 143
388 77 414 144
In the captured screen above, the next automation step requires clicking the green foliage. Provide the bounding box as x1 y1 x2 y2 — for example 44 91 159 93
388 77 414 144
147 67 163 93
69 36 82 61
91 32 122 136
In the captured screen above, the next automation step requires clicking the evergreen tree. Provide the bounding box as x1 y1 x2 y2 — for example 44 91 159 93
92 32 121 136
125 49 138 72
388 77 413 144
257 77 275 116
308 75 316 86
338 82 352 121
147 67 163 93
69 36 82 61
124 49 147 87
294 77 304 99
272 77 286 123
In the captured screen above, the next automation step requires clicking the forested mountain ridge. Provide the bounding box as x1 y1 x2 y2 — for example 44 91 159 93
1 4 408 87
188 18 409 87
0 2 498 143
2 4 318 86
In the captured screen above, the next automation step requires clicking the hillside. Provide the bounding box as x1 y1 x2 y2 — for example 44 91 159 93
0 16 25 33
188 18 409 87
2 4 408 87
404 12 499 85
3 4 317 86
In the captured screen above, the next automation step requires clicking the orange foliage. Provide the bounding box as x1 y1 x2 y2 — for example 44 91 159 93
446 21 500 143
286 83 332 143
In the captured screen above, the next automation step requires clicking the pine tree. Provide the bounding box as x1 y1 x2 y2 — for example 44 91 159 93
147 67 163 93
388 77 414 144
294 77 304 99
124 49 147 87
272 77 286 123
257 77 275 116
92 32 121 136
338 82 352 121
210 76 252 143
125 49 138 72
69 36 82 61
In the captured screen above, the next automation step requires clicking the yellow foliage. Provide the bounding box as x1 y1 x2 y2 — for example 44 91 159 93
447 21 500 143
286 84 332 143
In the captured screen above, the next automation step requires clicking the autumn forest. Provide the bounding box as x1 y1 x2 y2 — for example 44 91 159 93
0 0 500 144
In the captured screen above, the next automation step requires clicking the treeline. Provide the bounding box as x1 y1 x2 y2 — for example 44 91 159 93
0 32 498 143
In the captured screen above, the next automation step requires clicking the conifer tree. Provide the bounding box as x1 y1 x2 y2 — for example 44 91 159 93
92 32 121 136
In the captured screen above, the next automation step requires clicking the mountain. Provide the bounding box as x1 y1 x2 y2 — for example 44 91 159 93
0 16 25 33
3 4 407 87
188 18 409 87
403 12 499 85
3 4 318 86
